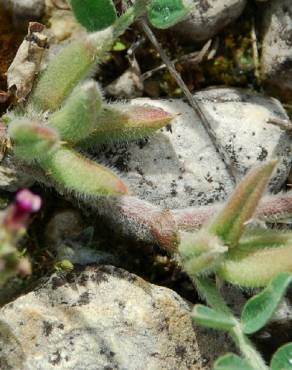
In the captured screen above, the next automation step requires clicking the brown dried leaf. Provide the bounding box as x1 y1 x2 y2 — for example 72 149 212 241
7 22 48 102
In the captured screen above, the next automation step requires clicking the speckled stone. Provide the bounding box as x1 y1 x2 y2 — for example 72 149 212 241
0 156 33 192
261 0 292 102
170 0 247 42
1 0 45 20
0 265 233 370
96 87 291 209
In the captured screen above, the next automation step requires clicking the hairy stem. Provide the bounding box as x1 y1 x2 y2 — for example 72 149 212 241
113 0 149 38
173 193 292 231
194 277 268 370
230 325 268 370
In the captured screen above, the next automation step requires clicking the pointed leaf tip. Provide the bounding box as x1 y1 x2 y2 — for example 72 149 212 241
80 104 174 146
128 105 174 126
9 119 59 162
208 160 277 247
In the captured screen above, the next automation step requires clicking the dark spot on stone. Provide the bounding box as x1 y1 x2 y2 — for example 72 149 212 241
49 350 61 365
166 156 172 160
100 346 116 361
135 166 144 176
138 138 148 149
51 276 66 289
114 156 129 172
175 345 187 358
205 173 213 183
90 269 109 285
200 0 211 12
215 182 225 193
127 274 138 283
257 146 268 161
224 144 238 163
78 273 89 286
77 291 90 306
43 321 53 336
58 324 64 330
66 272 76 284
166 123 172 133
118 301 126 309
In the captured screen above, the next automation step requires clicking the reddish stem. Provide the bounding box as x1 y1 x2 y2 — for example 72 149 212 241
97 193 292 253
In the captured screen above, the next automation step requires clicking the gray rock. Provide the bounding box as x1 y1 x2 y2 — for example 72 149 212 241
171 0 247 42
193 88 291 190
0 157 33 192
105 67 144 99
44 210 116 265
261 0 292 101
45 209 84 248
0 265 233 370
1 0 45 20
57 244 116 265
97 87 291 209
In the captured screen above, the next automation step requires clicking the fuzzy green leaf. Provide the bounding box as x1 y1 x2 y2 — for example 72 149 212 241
241 272 292 334
218 244 292 288
194 277 232 315
270 342 292 370
70 0 117 31
9 119 59 162
208 161 277 248
40 147 129 196
79 104 173 147
148 0 190 29
49 80 102 143
214 353 254 370
239 229 292 252
29 30 113 112
192 304 236 331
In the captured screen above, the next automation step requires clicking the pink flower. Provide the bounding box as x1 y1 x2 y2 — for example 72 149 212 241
15 189 42 213
3 189 42 232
